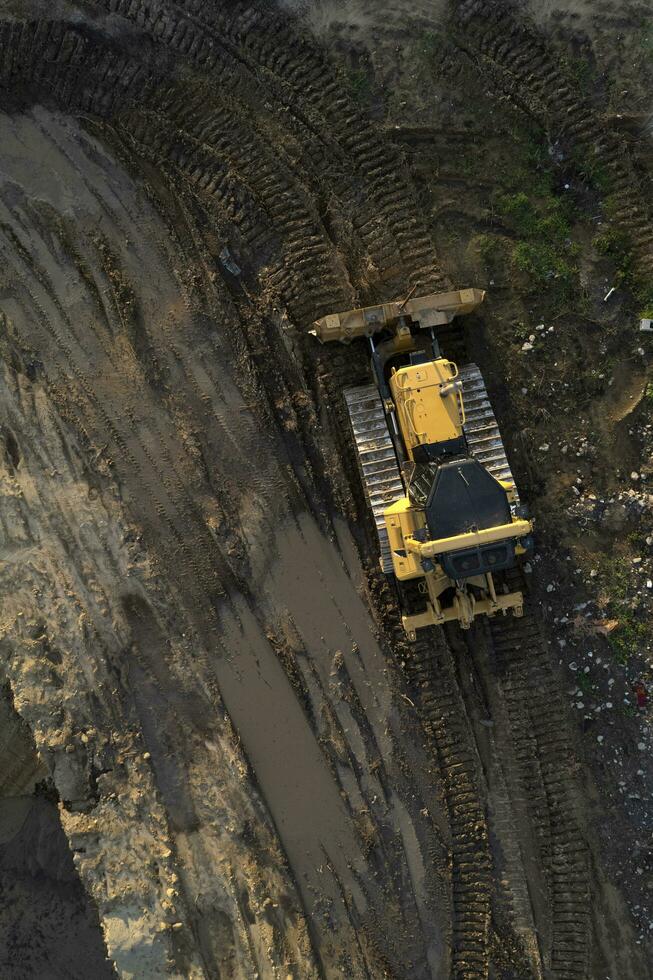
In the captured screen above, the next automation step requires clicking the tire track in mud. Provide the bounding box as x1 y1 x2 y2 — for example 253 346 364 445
100 0 449 295
487 597 590 980
0 108 452 979
451 0 653 281
0 6 599 978
0 356 321 980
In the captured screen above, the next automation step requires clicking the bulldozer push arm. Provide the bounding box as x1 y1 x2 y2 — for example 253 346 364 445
310 288 485 343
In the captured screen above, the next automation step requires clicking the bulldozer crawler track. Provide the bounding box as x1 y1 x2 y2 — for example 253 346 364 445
344 384 404 574
460 364 519 499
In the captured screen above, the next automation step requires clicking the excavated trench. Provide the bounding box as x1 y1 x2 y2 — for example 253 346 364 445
0 2 650 978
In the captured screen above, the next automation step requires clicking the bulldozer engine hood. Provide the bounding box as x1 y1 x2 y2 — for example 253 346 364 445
410 457 512 538
411 457 517 580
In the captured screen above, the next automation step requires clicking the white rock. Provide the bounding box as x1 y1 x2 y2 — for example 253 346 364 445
597 735 604 743
638 742 646 750
546 583 555 592
631 472 640 481
521 342 533 352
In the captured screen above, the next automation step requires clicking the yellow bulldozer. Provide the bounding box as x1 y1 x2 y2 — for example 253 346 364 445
311 288 533 640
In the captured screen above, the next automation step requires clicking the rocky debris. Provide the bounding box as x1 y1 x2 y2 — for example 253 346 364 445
567 489 652 530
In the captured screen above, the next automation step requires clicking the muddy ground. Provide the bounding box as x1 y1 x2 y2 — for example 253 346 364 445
0 1 651 978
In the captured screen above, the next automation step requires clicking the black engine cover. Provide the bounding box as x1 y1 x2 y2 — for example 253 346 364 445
410 457 517 581
424 457 511 538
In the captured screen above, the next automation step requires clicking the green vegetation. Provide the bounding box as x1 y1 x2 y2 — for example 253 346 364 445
476 234 504 263
570 145 610 194
418 30 440 62
576 673 593 695
596 556 649 665
593 223 653 315
348 67 371 103
567 57 595 93
496 189 579 296
610 613 649 665
640 21 653 59
512 242 577 289
593 227 634 286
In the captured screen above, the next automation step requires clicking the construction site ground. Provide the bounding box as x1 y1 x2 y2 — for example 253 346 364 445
0 1 651 978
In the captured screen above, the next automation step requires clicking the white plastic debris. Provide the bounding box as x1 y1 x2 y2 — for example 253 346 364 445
640 318 653 332
521 342 533 352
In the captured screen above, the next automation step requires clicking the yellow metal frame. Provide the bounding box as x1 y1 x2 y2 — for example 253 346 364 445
405 518 532 559
402 584 524 641
384 497 531 638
